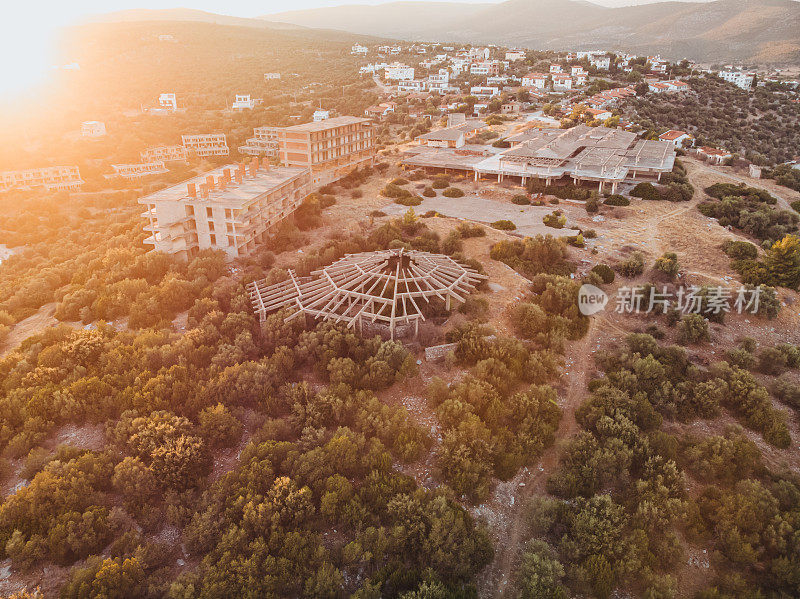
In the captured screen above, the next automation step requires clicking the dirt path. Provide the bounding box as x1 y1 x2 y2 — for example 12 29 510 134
0 303 59 357
478 316 603 598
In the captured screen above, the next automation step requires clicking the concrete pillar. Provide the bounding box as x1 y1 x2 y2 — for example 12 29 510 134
598 181 604 193
657 172 662 182
498 173 502 182
545 178 551 186
474 171 479 182
612 181 618 194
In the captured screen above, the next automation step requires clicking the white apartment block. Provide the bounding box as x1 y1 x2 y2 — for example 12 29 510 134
182 134 230 157
590 56 611 70
571 66 586 77
81 121 106 138
232 94 261 110
470 86 500 98
718 69 755 90
550 64 563 73
351 44 368 55
385 63 415 81
397 80 427 93
263 72 281 81
141 145 188 163
575 74 588 86
522 73 548 89
552 75 573 90
139 158 312 260
159 93 178 110
0 166 83 192
110 161 168 179
505 50 526 62
239 127 280 157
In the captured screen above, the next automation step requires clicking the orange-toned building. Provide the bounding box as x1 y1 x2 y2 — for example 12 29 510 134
263 116 375 187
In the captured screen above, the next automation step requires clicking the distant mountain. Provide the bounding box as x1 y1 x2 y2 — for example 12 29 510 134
265 0 800 63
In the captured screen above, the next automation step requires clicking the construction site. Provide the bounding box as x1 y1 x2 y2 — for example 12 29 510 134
403 124 676 193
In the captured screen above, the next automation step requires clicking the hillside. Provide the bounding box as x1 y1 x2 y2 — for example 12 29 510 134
266 0 800 63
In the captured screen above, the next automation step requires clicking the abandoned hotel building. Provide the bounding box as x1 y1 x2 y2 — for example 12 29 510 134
138 117 375 259
404 124 677 194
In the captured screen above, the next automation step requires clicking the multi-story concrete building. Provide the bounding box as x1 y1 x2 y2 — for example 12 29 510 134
469 86 500 98
505 50 526 62
81 121 106 138
552 74 573 90
266 116 375 187
138 158 312 260
0 166 83 192
141 145 188 163
590 56 611 70
110 161 168 179
182 134 230 157
470 61 501 76
239 127 280 157
718 69 755 90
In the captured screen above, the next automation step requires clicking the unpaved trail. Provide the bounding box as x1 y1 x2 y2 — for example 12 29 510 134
485 316 603 598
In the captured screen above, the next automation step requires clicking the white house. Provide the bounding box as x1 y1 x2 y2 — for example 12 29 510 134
718 69 755 90
552 74 573 90
550 64 563 73
585 108 613 121
469 86 500 98
313 110 331 122
571 66 586 77
351 44 368 56
232 94 261 110
397 80 428 92
158 93 177 110
385 63 415 81
522 73 548 89
264 72 281 81
81 121 106 138
505 50 526 62
591 56 611 70
659 130 693 147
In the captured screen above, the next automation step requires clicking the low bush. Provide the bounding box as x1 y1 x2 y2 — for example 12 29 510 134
422 186 436 197
543 211 566 229
443 187 465 198
512 194 530 205
492 220 516 231
617 252 645 278
604 195 630 206
395 196 422 207
590 264 615 284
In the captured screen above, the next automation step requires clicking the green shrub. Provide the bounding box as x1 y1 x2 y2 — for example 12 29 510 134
617 252 645 278
654 252 680 278
395 196 422 207
492 220 516 231
590 264 615 284
432 177 450 189
585 197 600 214
631 182 661 201
443 187 465 198
543 211 566 229
723 240 758 260
678 314 710 344
583 229 597 239
604 195 630 206
391 177 409 185
422 186 436 197
512 194 530 205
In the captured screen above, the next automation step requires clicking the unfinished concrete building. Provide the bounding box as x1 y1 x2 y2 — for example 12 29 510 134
403 125 676 193
239 126 280 157
138 157 311 260
264 116 376 187
0 166 83 192
181 133 230 157
248 248 486 339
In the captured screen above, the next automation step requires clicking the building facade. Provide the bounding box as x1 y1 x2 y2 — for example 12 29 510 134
266 116 376 187
138 159 312 260
0 166 83 192
182 134 230 157
141 145 188 163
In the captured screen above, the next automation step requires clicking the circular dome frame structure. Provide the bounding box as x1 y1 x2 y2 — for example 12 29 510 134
247 248 487 339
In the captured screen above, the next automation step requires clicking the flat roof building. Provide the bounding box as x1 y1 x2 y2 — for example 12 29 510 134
404 125 676 194
138 158 311 260
0 166 83 192
81 121 106 138
110 161 168 179
265 116 375 187
182 133 229 157
141 145 188 163
239 126 280 157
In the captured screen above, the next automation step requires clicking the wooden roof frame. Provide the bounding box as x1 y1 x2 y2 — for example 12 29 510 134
247 248 487 339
